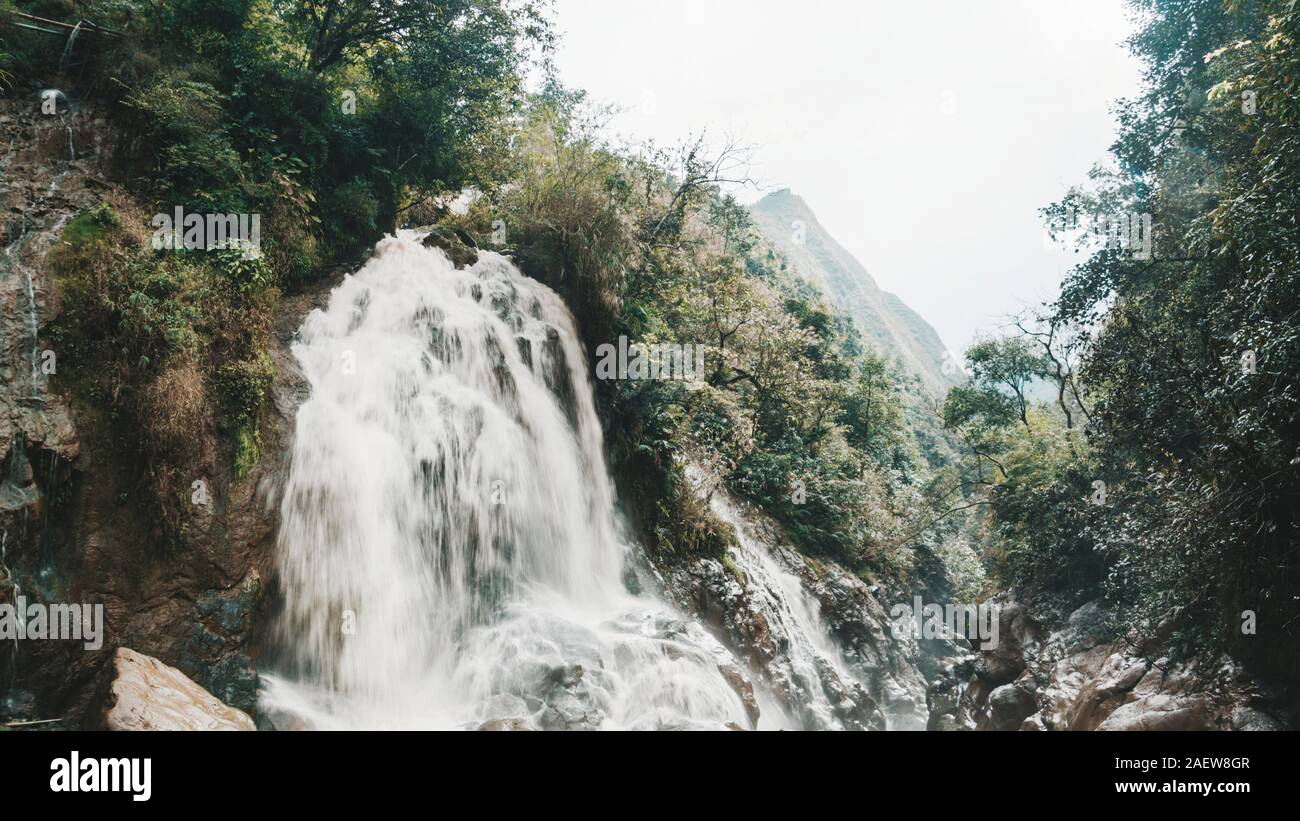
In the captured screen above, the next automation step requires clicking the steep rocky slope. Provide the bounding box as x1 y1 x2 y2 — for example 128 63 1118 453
649 471 934 730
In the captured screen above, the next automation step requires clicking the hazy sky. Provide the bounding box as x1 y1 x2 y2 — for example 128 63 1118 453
550 0 1144 355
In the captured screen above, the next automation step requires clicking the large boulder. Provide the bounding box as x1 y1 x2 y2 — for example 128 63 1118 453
94 648 255 731
988 683 1039 731
978 601 1041 686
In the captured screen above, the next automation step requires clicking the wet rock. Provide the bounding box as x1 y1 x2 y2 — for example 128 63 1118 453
0 688 40 724
832 678 886 731
779 550 930 729
538 664 601 730
988 683 1038 731
1231 705 1283 731
93 648 255 731
946 598 1292 731
661 477 928 730
255 705 308 731
930 713 964 731
717 662 761 728
421 226 479 268
453 228 478 249
201 652 260 715
926 674 963 719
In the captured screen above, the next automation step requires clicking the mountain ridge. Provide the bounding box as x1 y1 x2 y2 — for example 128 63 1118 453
748 189 957 396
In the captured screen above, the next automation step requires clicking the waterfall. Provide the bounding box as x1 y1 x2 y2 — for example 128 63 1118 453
261 232 766 729
703 483 889 730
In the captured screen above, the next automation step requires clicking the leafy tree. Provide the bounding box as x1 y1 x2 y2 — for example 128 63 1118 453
975 0 1300 688
490 90 945 589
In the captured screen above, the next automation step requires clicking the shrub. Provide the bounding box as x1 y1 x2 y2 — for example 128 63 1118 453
50 202 279 522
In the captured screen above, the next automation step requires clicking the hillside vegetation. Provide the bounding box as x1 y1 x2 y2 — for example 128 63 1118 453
3 0 979 600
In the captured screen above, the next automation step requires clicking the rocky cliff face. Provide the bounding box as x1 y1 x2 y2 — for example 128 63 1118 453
926 597 1290 731
2 93 104 721
1 95 96 588
0 93 339 726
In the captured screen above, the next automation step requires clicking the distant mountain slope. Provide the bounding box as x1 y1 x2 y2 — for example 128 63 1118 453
749 189 956 396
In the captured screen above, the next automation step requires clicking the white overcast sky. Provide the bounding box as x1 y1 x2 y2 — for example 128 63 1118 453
549 0 1144 355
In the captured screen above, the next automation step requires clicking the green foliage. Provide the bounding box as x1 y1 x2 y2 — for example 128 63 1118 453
123 76 251 213
215 353 273 432
50 204 204 374
934 535 986 603
232 424 261 480
1063 0 1299 682
323 178 379 256
216 352 274 480
19 0 549 540
0 0 73 83
992 410 1101 615
955 0 1300 687
497 91 950 593
48 201 277 538
16 0 553 269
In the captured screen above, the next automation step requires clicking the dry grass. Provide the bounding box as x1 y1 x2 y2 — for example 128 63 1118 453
139 356 208 460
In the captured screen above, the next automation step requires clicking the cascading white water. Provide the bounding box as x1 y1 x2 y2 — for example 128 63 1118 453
703 484 880 730
261 232 765 729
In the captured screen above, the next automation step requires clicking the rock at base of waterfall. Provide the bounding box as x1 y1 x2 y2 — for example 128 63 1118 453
95 648 256 731
663 475 936 731
478 718 534 731
929 713 964 731
717 662 761 728
538 664 601 730
420 226 479 268
255 704 309 731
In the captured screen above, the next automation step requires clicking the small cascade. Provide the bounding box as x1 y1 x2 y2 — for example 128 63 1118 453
702 482 886 729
